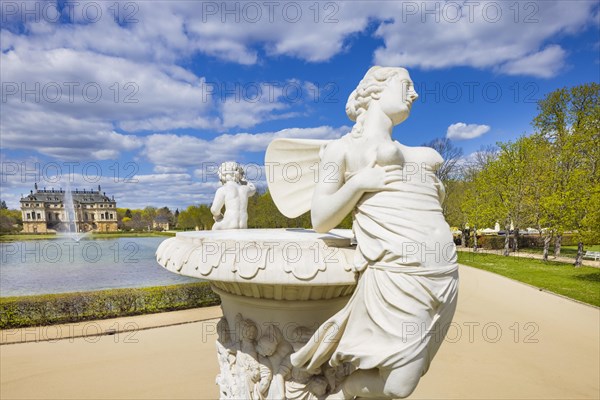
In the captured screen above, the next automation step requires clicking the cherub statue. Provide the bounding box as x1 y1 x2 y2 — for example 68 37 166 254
211 161 256 230
256 325 294 399
232 314 261 399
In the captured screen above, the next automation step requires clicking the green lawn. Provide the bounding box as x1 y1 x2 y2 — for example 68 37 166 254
0 231 175 242
458 252 600 307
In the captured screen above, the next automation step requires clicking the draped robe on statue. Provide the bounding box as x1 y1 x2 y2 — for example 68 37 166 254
265 137 459 377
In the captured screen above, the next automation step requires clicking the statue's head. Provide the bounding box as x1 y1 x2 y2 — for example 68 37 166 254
240 318 258 341
256 325 282 356
256 334 278 356
218 161 244 184
345 66 419 136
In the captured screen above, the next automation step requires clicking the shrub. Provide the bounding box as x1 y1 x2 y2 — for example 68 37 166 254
0 282 220 329
477 235 506 249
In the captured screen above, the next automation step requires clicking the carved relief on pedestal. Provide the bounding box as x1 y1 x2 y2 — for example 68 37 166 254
215 314 352 400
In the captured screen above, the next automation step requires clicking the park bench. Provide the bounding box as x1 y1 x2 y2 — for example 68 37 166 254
583 251 600 261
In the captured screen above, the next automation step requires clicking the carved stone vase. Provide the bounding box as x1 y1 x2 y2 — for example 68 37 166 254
156 229 356 399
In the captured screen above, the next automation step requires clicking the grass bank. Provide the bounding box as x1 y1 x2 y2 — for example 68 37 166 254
458 252 600 307
0 282 220 329
0 231 175 242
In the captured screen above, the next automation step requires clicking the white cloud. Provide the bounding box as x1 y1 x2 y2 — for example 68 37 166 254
220 82 305 129
0 42 341 161
0 46 216 160
3 1 594 76
0 46 211 123
497 45 567 78
446 123 491 140
371 1 595 78
0 108 143 160
143 125 349 170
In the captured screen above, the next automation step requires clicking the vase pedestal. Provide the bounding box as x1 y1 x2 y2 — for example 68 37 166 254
156 229 357 399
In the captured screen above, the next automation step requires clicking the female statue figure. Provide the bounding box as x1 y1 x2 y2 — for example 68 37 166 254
266 66 459 399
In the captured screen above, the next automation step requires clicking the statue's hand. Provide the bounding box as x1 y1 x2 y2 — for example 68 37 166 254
351 161 403 192
258 377 270 394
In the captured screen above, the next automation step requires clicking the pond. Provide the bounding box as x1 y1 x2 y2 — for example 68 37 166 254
0 237 199 297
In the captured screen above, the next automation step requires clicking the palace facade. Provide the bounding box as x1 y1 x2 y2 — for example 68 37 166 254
20 184 118 233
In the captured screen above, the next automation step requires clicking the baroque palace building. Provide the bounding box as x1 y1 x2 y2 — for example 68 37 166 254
20 183 118 233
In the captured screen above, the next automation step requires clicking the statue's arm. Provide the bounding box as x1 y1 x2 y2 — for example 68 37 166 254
310 143 362 233
246 182 257 197
211 188 225 218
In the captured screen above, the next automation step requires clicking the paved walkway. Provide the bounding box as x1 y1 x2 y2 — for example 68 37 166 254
459 247 600 268
1 265 599 399
1 307 222 345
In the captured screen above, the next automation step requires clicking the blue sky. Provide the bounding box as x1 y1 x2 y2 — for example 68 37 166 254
1 0 599 210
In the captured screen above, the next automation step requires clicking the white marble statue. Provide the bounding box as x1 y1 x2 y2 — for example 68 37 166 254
211 161 256 230
265 66 459 399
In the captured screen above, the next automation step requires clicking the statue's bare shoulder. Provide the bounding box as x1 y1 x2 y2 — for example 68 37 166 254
319 137 348 174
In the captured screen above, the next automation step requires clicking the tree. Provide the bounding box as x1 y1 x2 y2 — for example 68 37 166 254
422 137 464 183
521 135 555 260
0 200 7 210
458 145 498 248
461 164 496 250
495 138 537 254
177 205 214 230
533 82 600 262
0 208 22 233
423 137 464 220
141 206 157 230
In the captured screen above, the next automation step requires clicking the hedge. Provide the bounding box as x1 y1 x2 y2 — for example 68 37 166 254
0 282 220 329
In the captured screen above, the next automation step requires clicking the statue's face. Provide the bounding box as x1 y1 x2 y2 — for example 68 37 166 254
378 69 419 126
242 322 258 340
256 337 277 356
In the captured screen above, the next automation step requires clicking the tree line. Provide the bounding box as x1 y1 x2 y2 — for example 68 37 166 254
441 82 599 266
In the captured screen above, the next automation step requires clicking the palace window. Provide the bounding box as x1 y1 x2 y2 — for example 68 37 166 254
26 213 30 219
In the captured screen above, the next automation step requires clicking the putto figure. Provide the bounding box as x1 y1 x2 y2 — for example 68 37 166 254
266 66 459 399
211 161 256 230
